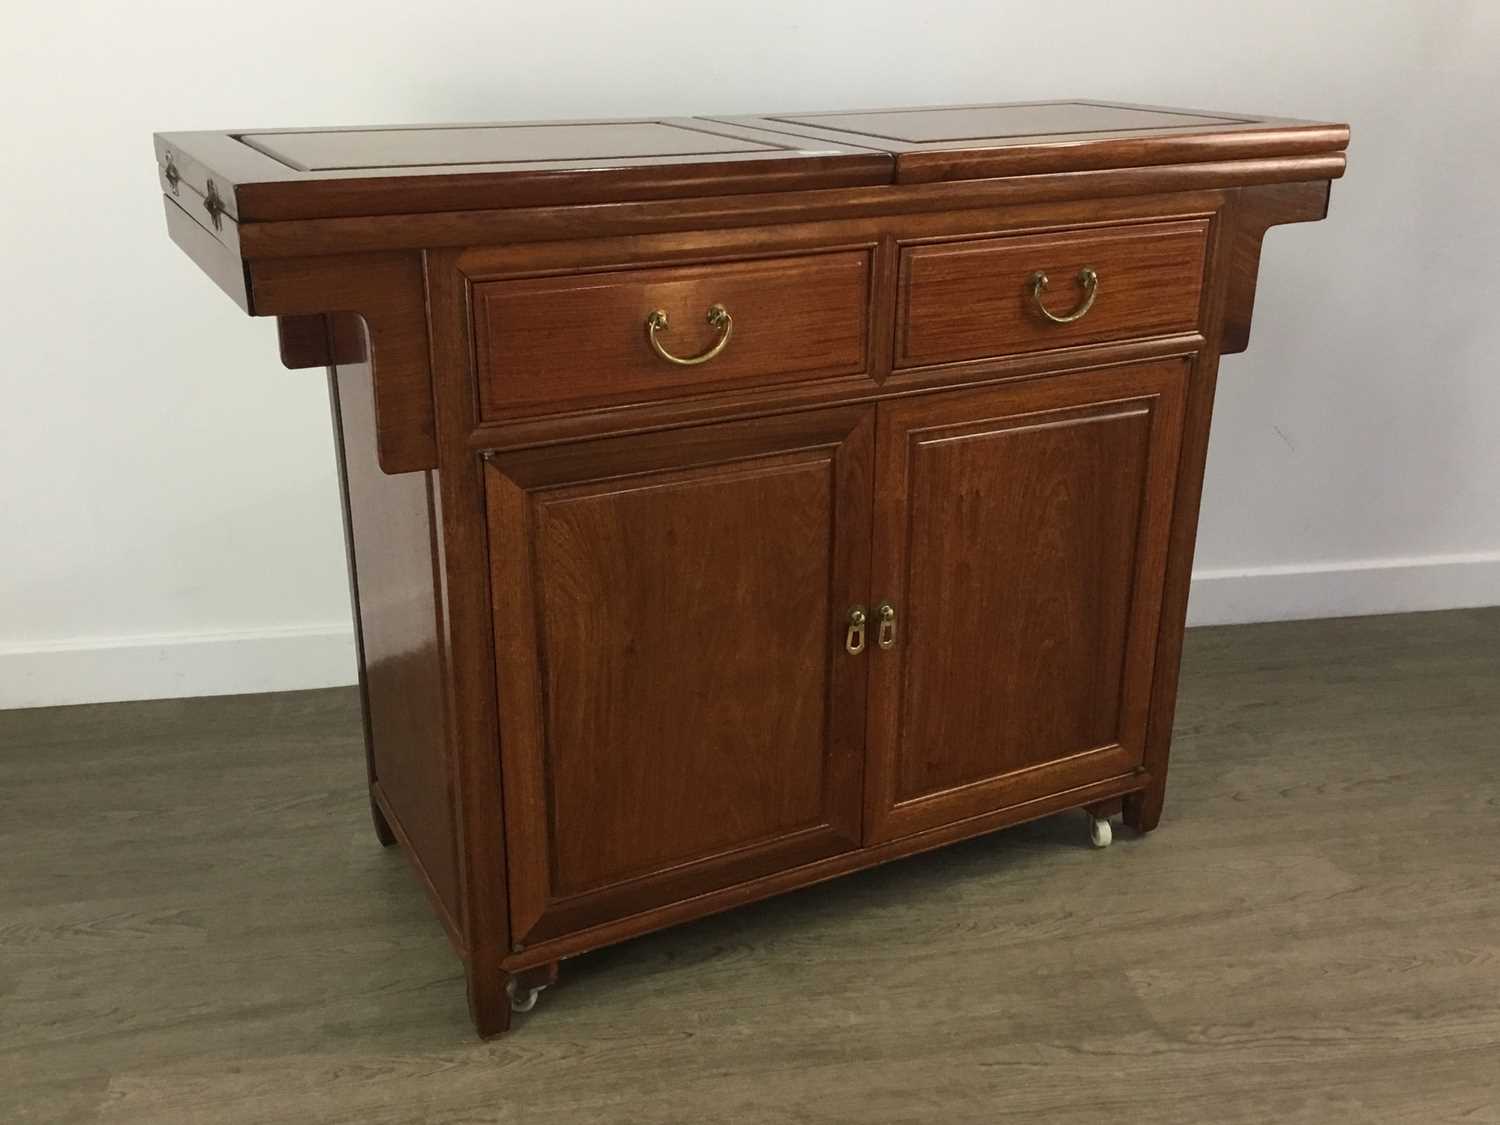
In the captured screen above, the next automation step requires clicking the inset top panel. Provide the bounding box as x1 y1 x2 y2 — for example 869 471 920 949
155 101 1348 223
154 117 893 222
240 121 782 173
711 100 1349 184
763 102 1249 145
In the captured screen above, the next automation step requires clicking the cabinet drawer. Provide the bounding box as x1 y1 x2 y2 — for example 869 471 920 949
474 251 871 419
896 220 1208 368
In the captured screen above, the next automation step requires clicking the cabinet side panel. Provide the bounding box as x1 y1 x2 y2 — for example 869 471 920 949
333 332 461 925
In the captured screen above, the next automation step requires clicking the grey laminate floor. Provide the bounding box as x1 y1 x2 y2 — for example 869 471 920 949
3 609 1499 1124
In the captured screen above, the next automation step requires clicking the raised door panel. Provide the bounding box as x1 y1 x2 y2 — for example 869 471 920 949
486 407 873 944
865 363 1187 842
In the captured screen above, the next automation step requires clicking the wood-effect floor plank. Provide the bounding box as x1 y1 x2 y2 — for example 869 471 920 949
1 609 1497 1123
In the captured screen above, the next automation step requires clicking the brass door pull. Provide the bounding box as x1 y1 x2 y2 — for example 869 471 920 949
876 602 897 649
646 303 733 366
1028 266 1098 324
845 607 867 655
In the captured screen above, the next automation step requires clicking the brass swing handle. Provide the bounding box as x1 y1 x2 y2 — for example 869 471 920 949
845 603 897 655
645 304 734 366
1028 266 1099 324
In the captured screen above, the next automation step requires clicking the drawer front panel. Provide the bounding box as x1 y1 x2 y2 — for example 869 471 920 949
896 220 1208 368
474 250 871 419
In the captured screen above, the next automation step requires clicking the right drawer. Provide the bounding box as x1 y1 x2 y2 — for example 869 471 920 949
896 220 1209 368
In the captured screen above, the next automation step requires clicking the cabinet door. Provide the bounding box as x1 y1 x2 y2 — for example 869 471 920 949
486 407 873 944
864 362 1187 842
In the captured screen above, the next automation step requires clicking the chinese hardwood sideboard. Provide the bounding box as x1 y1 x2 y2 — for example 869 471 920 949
153 100 1349 1036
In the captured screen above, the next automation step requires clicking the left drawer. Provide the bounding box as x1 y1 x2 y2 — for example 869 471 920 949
473 250 871 419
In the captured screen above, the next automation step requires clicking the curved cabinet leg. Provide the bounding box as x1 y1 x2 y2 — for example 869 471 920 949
370 792 397 848
1124 781 1165 835
466 962 559 1037
466 960 512 1040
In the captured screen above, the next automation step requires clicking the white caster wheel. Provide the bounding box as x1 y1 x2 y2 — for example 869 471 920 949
1089 815 1113 849
506 979 544 1013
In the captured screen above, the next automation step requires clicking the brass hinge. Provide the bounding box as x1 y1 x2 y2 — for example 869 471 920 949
202 178 225 232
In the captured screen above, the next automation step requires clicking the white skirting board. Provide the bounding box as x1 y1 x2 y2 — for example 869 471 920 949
1186 551 1500 627
2 553 1497 709
0 625 358 710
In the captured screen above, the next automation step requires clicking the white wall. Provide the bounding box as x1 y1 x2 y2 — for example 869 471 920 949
2 1 1497 708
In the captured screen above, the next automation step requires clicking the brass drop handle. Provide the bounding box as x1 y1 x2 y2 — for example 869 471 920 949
1028 266 1098 324
876 602 897 650
845 607 867 656
645 303 733 366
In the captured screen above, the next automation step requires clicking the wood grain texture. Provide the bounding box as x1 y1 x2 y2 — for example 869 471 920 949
230 155 1346 261
450 192 1215 451
473 250 872 419
154 118 893 221
483 408 874 944
1219 179 1334 354
864 363 1186 842
161 195 248 311
424 250 514 1036
248 253 436 473
4 609 1497 1124
716 100 1350 184
148 98 1348 1039
277 312 366 369
897 220 1208 367
154 102 1345 224
327 326 461 938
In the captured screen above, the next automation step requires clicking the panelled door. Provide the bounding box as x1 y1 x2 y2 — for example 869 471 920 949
485 406 874 945
863 362 1188 842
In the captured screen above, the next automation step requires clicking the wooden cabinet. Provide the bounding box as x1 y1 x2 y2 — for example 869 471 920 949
154 99 1348 1037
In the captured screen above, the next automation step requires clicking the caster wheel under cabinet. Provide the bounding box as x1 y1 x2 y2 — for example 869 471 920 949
1090 817 1114 849
153 97 1348 1037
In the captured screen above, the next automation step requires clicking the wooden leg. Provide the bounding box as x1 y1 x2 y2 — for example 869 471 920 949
466 960 512 1039
370 792 397 848
1124 779 1166 835
465 961 558 1038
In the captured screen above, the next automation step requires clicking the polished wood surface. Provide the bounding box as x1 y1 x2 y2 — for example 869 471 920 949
6 610 1498 1124
155 99 1346 231
249 252 436 473
231 157 1347 261
472 250 871 418
484 408 872 944
152 98 1347 1036
1220 179 1334 353
162 194 247 310
244 120 782 170
897 219 1208 366
769 100 1255 141
154 118 893 221
864 363 1185 841
327 324 462 942
720 100 1350 184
